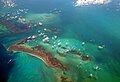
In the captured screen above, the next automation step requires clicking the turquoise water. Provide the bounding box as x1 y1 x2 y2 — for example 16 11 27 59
8 52 56 82
0 0 120 82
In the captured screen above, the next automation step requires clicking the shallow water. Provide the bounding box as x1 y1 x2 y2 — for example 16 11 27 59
0 0 120 82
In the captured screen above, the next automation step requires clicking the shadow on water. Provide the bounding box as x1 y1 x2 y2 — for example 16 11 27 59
0 43 15 82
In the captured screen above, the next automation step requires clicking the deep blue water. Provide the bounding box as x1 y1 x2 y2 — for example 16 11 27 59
0 43 15 82
0 0 120 82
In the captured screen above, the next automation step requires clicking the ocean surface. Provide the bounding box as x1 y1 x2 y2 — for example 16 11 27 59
0 0 120 82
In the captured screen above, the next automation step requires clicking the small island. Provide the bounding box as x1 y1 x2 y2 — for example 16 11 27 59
7 38 68 71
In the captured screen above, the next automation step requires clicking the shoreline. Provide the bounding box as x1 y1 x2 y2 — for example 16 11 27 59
8 43 67 71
